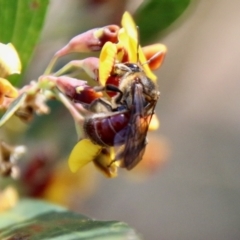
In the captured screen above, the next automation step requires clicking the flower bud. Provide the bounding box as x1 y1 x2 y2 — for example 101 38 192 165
46 75 103 104
55 25 120 57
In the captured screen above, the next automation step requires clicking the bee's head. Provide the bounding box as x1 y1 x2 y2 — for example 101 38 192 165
124 63 141 72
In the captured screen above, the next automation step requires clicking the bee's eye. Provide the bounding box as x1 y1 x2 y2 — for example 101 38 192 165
125 63 140 72
125 63 136 68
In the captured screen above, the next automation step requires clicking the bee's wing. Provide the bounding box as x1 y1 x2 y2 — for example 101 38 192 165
116 114 149 170
114 81 154 170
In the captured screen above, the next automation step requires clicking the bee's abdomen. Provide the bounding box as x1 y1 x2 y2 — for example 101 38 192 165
84 111 130 147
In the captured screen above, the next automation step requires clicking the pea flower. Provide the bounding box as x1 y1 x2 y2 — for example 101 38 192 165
0 43 21 105
64 12 167 177
98 11 167 86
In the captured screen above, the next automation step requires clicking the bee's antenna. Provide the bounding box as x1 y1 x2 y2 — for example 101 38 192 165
136 26 140 64
141 51 163 66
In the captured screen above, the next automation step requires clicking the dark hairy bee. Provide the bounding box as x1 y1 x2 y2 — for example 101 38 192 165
83 62 160 170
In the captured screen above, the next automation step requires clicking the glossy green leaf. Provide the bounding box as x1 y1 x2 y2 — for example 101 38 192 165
135 0 191 43
0 199 140 240
0 0 49 85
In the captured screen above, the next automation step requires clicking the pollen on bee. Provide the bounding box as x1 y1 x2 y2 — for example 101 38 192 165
76 86 84 93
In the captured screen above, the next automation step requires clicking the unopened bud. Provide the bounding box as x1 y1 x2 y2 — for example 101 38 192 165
55 25 120 57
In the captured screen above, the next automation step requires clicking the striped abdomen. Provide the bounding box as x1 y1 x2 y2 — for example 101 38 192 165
84 111 130 147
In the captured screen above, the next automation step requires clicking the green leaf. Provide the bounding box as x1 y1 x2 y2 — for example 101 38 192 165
135 0 191 43
0 199 140 240
0 0 49 85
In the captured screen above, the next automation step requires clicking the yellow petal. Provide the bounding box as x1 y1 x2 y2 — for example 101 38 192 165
121 12 138 44
99 41 117 86
120 12 139 63
0 186 19 212
118 28 137 63
68 139 102 173
0 43 21 77
120 12 157 81
0 78 18 98
149 114 160 131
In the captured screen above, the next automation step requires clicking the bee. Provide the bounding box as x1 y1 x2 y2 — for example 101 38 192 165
83 61 160 170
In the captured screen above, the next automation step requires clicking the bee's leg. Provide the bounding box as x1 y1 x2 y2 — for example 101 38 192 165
89 98 113 113
105 84 123 104
143 101 154 114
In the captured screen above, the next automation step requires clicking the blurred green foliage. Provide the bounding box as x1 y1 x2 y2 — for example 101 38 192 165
136 0 191 43
0 199 140 240
0 0 49 85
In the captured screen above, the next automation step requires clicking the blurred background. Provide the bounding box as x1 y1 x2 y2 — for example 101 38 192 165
4 0 240 239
